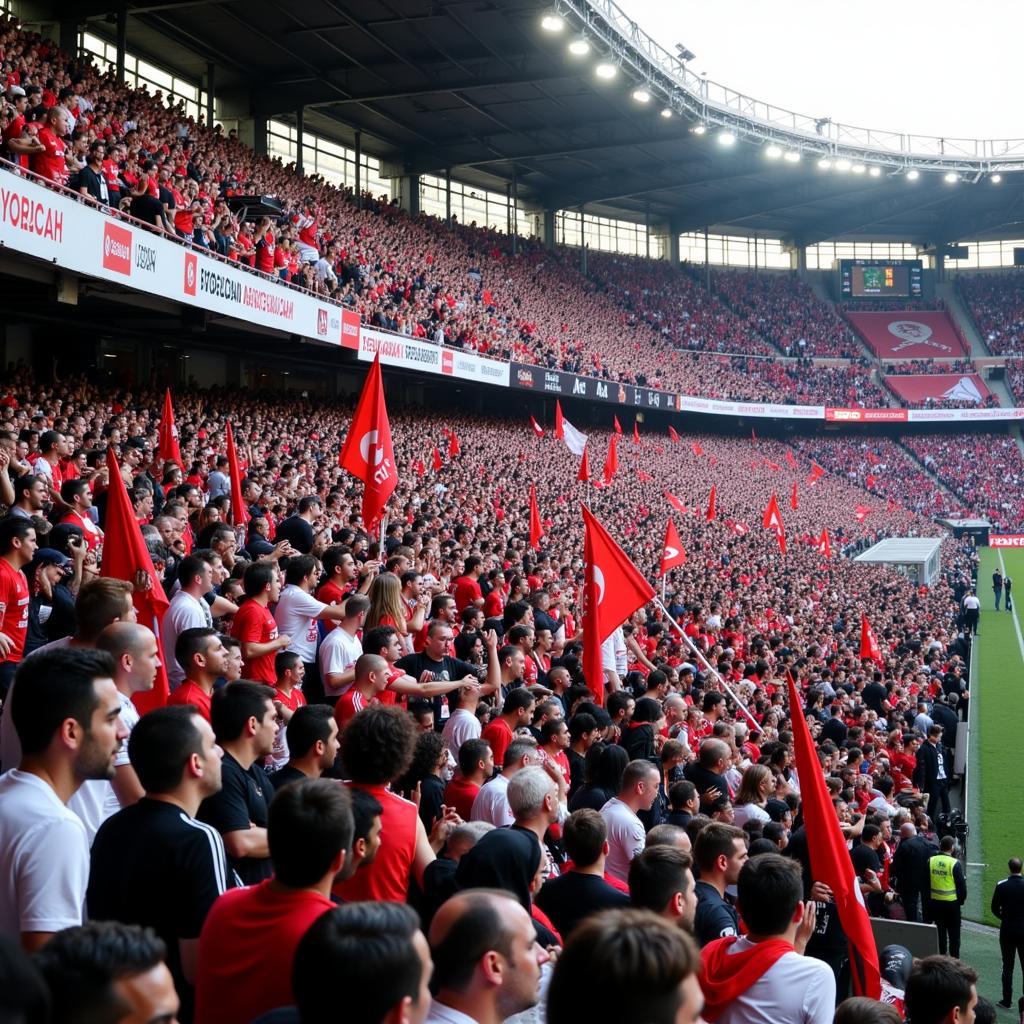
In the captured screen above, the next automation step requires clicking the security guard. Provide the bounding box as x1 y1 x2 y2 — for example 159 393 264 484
927 835 967 957
992 857 1024 1008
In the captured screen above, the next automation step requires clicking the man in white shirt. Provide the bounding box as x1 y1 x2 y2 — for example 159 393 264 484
0 647 128 949
273 554 347 675
700 854 834 1024
469 738 537 828
318 594 369 700
600 759 660 883
441 684 482 759
162 554 215 689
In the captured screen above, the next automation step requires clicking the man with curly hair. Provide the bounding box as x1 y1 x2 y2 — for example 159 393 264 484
332 704 452 903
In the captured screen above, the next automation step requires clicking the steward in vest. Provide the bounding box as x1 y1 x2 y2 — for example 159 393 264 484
927 835 966 959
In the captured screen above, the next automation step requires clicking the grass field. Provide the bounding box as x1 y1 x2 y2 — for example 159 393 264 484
968 548 1024 928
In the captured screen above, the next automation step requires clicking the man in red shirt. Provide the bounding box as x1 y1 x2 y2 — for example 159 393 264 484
59 479 104 554
30 106 70 185
194 779 353 1024
452 555 485 612
481 687 535 769
230 563 290 685
0 517 36 697
168 628 228 722
334 653 389 730
444 738 493 821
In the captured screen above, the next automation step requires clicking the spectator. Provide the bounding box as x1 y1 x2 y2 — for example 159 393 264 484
600 758 661 884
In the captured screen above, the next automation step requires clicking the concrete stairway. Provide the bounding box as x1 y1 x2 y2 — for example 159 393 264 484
937 280 990 357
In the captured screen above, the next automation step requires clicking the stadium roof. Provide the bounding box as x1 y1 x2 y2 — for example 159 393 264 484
62 0 1024 246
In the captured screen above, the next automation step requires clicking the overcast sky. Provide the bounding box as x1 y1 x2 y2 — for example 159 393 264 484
618 1 1023 141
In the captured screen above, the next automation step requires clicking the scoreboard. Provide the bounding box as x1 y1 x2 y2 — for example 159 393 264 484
838 259 923 300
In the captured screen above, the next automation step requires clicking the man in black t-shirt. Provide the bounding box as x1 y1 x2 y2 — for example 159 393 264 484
197 681 278 885
88 706 229 1021
275 496 322 555
851 823 886 916
683 738 730 812
692 822 747 946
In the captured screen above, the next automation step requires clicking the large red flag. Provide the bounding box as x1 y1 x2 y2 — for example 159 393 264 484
854 504 873 522
860 614 883 664
225 421 249 528
448 431 460 459
431 447 443 472
582 505 655 700
668 425 680 443
786 674 881 998
660 518 687 575
613 414 623 435
339 353 397 531
632 420 641 445
692 441 704 457
816 528 833 559
529 484 543 550
603 434 618 484
102 446 170 713
665 490 687 514
554 400 565 440
156 389 182 469
790 481 799 511
807 462 825 484
762 492 787 555
577 444 591 483
706 485 717 522
530 415 545 438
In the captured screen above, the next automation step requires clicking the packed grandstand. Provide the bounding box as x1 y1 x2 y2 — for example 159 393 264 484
0 5 1022 1024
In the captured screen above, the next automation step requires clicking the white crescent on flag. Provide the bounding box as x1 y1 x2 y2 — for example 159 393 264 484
664 545 679 560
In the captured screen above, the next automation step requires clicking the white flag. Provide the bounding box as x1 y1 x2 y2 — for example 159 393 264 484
941 376 983 404
561 417 588 457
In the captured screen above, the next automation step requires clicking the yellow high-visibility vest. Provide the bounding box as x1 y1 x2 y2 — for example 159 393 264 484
929 854 958 902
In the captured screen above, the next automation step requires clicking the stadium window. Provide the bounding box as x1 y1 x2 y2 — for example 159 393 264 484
678 231 787 269
555 211 664 258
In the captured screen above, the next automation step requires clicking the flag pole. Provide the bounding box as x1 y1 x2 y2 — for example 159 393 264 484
654 597 760 731
661 574 666 605
378 515 388 556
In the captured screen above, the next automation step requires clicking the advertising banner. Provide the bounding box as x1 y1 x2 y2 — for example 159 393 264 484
844 311 969 359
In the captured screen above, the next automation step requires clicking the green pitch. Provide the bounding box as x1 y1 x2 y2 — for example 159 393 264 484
967 546 1024 927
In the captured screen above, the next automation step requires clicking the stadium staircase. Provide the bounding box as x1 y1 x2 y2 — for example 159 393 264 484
937 281 991 357
894 442 969 506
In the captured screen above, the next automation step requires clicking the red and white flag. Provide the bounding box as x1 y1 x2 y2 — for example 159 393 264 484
632 420 641 445
727 520 748 536
762 492 787 555
529 484 543 550
665 490 687 514
786 675 881 999
860 614 883 664
556 405 588 456
338 353 397 531
554 400 565 440
156 389 183 469
225 421 249 528
706 485 717 522
660 518 687 575
581 505 655 699
815 528 833 559
854 504 873 522
530 415 545 437
807 462 825 485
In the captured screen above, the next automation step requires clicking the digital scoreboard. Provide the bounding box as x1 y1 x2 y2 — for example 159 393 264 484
838 259 923 300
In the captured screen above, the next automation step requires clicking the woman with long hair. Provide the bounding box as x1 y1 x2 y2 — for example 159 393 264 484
365 572 425 654
732 763 774 828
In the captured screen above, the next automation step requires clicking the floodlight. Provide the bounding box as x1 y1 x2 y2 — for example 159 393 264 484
567 37 590 56
765 144 782 159
818 157 832 170
595 62 617 80
541 12 565 32
783 150 800 163
906 169 920 180
718 130 735 146
944 171 958 183
992 173 1003 184
868 166 881 177
835 158 851 172
660 107 672 118
632 88 651 103
692 124 707 135
851 163 866 174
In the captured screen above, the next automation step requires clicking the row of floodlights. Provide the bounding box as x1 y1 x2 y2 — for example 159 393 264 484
541 11 1006 184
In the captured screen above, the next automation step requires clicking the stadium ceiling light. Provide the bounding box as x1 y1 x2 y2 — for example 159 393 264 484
992 173 1003 183
567 36 590 56
660 107 673 118
868 166 881 177
765 144 782 159
594 61 617 80
541 12 566 32
631 87 651 103
692 124 707 135
834 158 851 172
783 150 800 163
851 163 866 174
818 157 832 170
718 130 736 146
944 171 958 183
906 168 920 180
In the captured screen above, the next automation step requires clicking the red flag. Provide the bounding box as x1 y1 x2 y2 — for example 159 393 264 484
665 490 687 514
727 520 748 536
816 528 833 559
448 431 460 459
577 444 590 483
414 459 425 478
807 462 825 484
613 415 623 435
692 442 704 457
860 614 883 664
660 518 687 575
431 447 443 472
866 451 879 466
338 353 397 531
706 485 716 522
786 674 881 999
603 434 619 484
637 470 654 483
530 415 545 438
156 389 182 469
631 421 641 446
102 446 170 714
785 450 797 468
582 505 655 699
854 504 872 522
790 481 799 511
225 421 249 528
764 460 781 472
554 400 565 440
865 473 876 489
668 425 680 443
529 484 543 550
762 492 787 555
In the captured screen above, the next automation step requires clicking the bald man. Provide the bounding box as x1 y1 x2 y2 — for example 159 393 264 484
426 890 549 1023
891 821 937 923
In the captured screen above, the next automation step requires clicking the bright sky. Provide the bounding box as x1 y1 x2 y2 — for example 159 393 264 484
618 1 1024 141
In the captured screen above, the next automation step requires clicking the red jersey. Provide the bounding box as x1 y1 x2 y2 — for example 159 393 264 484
444 776 480 821
481 717 514 766
315 579 351 633
333 784 418 902
0 558 29 663
230 600 279 684
334 687 377 729
274 686 306 714
167 681 213 722
452 575 482 612
483 588 504 618
60 510 104 553
31 126 67 184
194 880 333 1024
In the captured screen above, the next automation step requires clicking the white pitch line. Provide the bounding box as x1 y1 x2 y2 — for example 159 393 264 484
997 551 1024 660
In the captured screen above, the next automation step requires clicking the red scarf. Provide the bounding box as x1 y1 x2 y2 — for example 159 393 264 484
700 937 794 1022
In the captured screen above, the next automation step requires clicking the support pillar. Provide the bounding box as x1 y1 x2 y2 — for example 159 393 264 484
668 233 680 264
510 168 518 255
59 18 78 58
445 169 452 223
295 106 304 176
390 174 420 216
543 209 555 250
354 130 362 209
252 117 267 157
579 208 586 274
205 62 215 129
115 7 127 83
704 227 711 289
935 242 946 283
